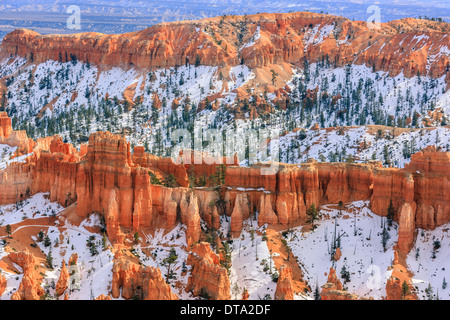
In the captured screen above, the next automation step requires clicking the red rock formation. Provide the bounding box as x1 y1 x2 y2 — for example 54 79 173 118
385 277 403 300
320 268 361 300
32 136 80 205
0 116 448 252
94 294 112 300
258 193 279 226
397 202 416 254
180 192 202 247
0 161 33 205
0 111 12 139
186 242 230 300
75 131 148 242
320 284 359 300
0 272 6 296
111 252 178 300
68 253 78 266
406 146 450 228
371 170 415 219
56 260 69 297
230 193 250 235
333 247 342 261
241 288 249 300
9 250 44 300
0 112 35 154
274 265 294 300
3 13 448 89
327 267 343 291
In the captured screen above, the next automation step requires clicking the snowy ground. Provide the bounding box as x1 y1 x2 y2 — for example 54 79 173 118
35 212 115 300
0 143 31 171
288 201 397 300
407 223 450 300
0 192 64 227
138 224 193 299
0 194 448 300
276 125 450 167
228 216 278 300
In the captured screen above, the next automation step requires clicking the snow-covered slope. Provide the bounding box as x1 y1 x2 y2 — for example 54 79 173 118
0 55 448 169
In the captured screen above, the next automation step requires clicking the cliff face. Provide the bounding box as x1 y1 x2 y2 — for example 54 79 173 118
1 12 449 87
0 112 35 154
9 250 45 300
274 265 294 300
0 111 12 139
0 113 449 253
111 251 178 300
186 242 231 300
0 271 6 296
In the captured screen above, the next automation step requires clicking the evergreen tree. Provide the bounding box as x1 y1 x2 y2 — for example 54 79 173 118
5 224 11 238
401 280 410 300
44 235 51 247
381 219 390 252
102 232 108 250
306 203 319 230
162 247 178 284
387 199 395 227
46 250 53 269
133 232 140 245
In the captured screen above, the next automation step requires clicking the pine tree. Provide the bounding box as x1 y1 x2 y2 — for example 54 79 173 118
5 224 11 238
44 235 51 247
340 265 351 284
306 203 319 230
381 219 390 252
220 242 232 276
133 232 140 245
387 199 395 226
38 230 44 242
102 232 108 250
401 280 410 300
162 247 178 284
46 250 53 269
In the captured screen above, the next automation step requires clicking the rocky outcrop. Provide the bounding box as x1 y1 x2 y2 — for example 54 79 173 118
0 272 6 296
258 193 278 226
94 294 112 300
333 247 342 261
0 111 12 139
75 131 149 242
186 242 230 300
0 112 35 154
9 250 44 300
68 253 78 266
32 136 80 205
2 13 449 89
274 265 294 300
397 202 416 254
385 277 403 300
55 260 69 297
326 267 343 291
230 193 250 235
406 146 450 228
320 267 363 300
180 192 202 247
0 112 448 250
111 251 178 300
320 284 359 300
